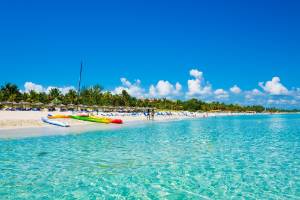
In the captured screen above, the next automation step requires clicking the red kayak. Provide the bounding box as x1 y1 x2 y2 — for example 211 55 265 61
110 119 123 124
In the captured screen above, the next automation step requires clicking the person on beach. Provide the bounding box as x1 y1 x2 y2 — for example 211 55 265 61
151 109 154 120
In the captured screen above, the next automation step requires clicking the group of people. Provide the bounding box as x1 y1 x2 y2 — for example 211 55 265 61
145 108 155 120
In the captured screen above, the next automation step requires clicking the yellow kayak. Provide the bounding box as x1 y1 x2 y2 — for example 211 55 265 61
89 116 111 123
48 114 71 119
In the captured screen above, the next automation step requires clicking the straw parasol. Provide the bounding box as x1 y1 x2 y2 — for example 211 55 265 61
34 102 44 107
19 101 30 109
67 103 75 108
46 103 55 109
2 101 12 105
58 104 66 108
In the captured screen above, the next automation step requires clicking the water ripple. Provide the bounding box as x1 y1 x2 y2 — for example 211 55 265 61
1 114 300 199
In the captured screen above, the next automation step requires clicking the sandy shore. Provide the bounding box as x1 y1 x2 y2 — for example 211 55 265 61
0 111 255 139
0 110 244 129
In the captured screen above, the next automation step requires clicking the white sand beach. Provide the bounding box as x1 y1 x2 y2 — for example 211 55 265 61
0 110 249 129
0 110 257 139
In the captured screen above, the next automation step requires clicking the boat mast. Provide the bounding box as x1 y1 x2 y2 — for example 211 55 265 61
78 61 83 95
77 61 83 110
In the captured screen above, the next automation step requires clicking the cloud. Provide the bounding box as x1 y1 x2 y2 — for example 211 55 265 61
244 88 264 100
149 80 182 97
120 77 132 87
149 85 156 97
24 82 75 94
46 86 76 95
23 70 300 108
230 85 241 94
187 69 212 96
24 82 44 93
214 89 229 99
251 89 263 96
113 78 145 98
267 99 298 105
190 69 203 79
259 77 289 95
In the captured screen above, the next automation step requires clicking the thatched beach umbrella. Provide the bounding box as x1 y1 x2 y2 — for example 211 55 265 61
19 101 30 110
34 102 44 107
68 103 75 108
46 103 56 111
2 101 12 105
2 101 13 108
76 104 84 111
12 102 21 109
92 105 98 110
47 103 54 108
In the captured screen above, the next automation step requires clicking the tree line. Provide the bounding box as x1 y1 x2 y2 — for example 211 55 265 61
0 83 298 113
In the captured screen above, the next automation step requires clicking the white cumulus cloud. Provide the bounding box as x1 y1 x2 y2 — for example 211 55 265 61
24 82 75 94
190 69 203 79
214 89 229 99
46 86 75 95
24 82 44 93
251 89 263 96
187 69 212 96
230 85 241 94
244 89 264 100
149 80 182 97
113 78 145 98
259 77 288 95
267 99 297 105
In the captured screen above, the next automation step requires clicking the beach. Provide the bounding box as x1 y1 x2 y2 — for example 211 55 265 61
0 110 255 139
0 110 254 129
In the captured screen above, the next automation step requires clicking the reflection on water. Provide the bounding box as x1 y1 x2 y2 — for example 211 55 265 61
0 114 300 199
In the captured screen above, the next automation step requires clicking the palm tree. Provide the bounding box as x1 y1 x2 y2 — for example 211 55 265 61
28 90 39 103
121 90 131 106
64 89 77 104
48 88 61 101
0 83 21 102
0 82 294 113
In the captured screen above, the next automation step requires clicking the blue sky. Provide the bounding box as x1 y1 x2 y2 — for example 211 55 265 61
0 0 299 108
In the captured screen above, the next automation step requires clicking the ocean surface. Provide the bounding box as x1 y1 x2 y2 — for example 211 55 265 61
1 114 300 199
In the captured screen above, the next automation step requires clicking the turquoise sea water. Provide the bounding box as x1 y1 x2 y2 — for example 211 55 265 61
1 115 300 199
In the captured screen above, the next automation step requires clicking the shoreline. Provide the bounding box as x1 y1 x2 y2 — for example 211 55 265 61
0 111 289 139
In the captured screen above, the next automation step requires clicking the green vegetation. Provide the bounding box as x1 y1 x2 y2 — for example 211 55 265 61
0 83 298 113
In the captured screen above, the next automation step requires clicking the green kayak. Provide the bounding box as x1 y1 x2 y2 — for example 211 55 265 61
71 116 110 123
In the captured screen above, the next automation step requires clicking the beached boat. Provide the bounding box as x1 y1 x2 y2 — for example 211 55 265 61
46 114 123 124
70 115 111 123
48 114 71 119
90 115 123 124
41 117 70 127
70 115 123 124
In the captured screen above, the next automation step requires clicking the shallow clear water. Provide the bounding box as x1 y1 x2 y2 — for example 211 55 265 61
1 115 300 199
